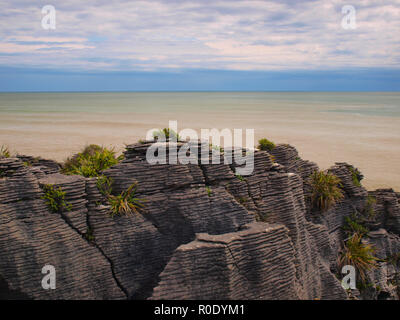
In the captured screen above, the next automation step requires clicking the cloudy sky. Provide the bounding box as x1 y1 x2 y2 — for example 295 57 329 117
0 0 399 91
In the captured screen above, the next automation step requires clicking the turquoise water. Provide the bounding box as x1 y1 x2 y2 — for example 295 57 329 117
0 92 399 117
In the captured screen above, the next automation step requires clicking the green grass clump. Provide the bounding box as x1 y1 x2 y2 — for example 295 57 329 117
309 170 344 211
211 144 224 153
108 183 145 217
236 174 245 181
205 186 212 197
364 195 377 218
22 157 40 167
343 213 369 236
349 167 363 187
41 184 72 213
0 145 10 158
84 228 95 242
96 175 113 196
95 176 145 218
257 138 276 152
152 128 180 141
62 144 121 178
338 233 378 282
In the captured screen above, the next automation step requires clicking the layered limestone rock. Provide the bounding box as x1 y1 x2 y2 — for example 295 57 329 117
0 141 399 300
38 173 88 234
362 229 400 300
16 155 60 177
151 222 298 300
89 142 255 298
369 189 400 235
0 158 125 299
270 144 319 184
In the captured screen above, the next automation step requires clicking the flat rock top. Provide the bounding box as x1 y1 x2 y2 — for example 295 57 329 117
192 221 286 246
368 228 389 238
38 173 85 185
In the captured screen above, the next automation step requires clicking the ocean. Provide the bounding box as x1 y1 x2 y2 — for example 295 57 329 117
0 92 399 190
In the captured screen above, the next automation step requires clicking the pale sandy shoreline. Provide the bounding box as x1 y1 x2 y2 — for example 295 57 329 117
1 109 399 191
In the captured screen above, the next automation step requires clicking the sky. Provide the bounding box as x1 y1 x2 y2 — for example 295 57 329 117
0 0 399 91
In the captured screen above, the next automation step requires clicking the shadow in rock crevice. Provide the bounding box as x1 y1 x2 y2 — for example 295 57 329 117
0 275 31 300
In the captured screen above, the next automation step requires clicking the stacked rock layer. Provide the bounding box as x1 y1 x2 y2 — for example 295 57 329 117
0 141 399 300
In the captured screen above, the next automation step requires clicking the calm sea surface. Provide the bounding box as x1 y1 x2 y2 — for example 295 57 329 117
0 92 399 190
0 92 399 116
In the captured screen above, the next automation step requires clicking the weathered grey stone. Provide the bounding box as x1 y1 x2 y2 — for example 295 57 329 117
0 162 125 299
362 229 400 300
38 173 88 234
151 222 298 300
0 141 399 300
369 189 400 235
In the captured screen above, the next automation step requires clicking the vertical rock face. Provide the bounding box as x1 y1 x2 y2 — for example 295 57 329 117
0 159 125 299
0 142 399 300
363 229 400 300
151 222 298 300
89 143 255 299
38 173 88 234
369 189 400 235
270 144 319 183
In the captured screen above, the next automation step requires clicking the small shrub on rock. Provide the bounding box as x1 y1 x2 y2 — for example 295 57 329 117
84 228 95 242
41 184 72 213
257 138 276 152
364 195 377 218
349 166 363 187
96 175 113 196
309 170 344 211
108 183 145 217
338 233 378 282
152 128 180 141
343 213 369 236
62 144 121 178
0 145 10 158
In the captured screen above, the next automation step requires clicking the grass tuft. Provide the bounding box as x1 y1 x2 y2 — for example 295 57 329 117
364 195 377 218
61 144 121 177
309 170 344 211
349 166 363 187
257 138 276 152
238 197 248 204
205 186 212 197
96 175 113 196
338 233 378 282
0 145 10 158
108 183 145 217
152 128 180 141
343 213 369 236
41 184 72 213
84 228 95 242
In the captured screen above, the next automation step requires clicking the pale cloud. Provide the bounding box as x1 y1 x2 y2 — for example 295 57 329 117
0 42 94 53
0 0 399 71
6 36 88 43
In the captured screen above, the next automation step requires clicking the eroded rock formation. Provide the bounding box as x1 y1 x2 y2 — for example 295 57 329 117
0 141 399 300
